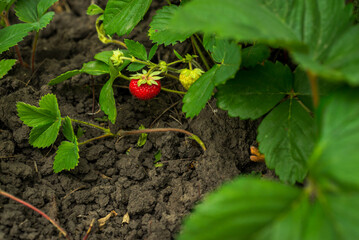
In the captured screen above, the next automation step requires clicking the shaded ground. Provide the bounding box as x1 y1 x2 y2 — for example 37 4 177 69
0 1 267 239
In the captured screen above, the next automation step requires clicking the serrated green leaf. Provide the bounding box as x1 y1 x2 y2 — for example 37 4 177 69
183 40 241 118
124 39 148 61
241 44 270 68
17 94 61 127
53 140 79 173
86 4 103 15
17 102 57 127
178 177 301 240
169 0 302 50
29 119 61 148
126 62 146 72
148 44 158 60
62 116 75 143
202 33 216 52
310 89 359 190
257 99 315 184
0 23 33 54
31 11 54 31
103 0 152 36
15 0 56 31
99 65 118 124
182 65 217 118
216 62 292 119
82 60 110 75
48 69 82 85
0 59 16 79
149 5 192 46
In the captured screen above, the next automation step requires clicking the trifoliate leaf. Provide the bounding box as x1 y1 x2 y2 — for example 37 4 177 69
103 0 152 36
48 69 82 85
149 5 193 46
124 39 148 61
0 59 16 79
257 99 315 184
216 62 292 119
29 119 61 148
53 140 79 173
62 116 75 143
17 94 61 127
241 44 270 68
0 23 33 54
310 89 359 190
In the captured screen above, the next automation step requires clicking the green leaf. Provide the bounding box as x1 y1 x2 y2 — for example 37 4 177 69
126 62 146 72
29 119 61 148
99 64 118 124
310 89 359 190
216 62 292 119
103 0 152 36
48 69 82 85
82 61 110 75
178 177 301 240
124 39 148 61
87 4 103 15
94 51 114 64
241 44 270 68
169 0 302 50
257 99 315 184
154 150 161 163
0 23 33 54
53 140 79 173
62 116 75 143
17 94 61 127
149 5 193 46
136 124 147 147
15 0 57 31
182 39 241 118
0 59 16 79
173 49 183 60
148 44 158 60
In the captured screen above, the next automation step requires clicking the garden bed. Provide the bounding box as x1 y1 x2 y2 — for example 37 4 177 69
0 1 266 239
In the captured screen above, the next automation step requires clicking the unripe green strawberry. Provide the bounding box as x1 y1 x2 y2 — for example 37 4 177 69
129 78 161 100
179 68 204 90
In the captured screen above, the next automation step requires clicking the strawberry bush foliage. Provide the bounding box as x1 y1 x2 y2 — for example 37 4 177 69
12 0 359 238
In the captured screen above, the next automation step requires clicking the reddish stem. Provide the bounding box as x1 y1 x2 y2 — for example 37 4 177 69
31 31 40 73
0 189 70 240
307 70 319 108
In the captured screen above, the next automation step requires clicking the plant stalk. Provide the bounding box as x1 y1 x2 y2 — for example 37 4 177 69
191 35 210 71
31 31 40 73
78 133 114 146
0 189 70 240
117 128 206 151
70 118 110 133
307 70 319 108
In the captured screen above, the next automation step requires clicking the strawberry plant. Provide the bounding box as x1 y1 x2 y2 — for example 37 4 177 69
0 0 58 73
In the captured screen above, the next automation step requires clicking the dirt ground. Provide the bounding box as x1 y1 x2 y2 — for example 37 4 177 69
0 1 267 239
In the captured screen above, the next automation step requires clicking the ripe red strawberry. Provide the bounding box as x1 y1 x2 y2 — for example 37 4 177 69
129 78 161 100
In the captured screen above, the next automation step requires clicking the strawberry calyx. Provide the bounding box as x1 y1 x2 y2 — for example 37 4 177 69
131 69 163 87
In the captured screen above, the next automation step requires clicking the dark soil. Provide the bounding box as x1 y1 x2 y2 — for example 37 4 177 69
0 1 267 239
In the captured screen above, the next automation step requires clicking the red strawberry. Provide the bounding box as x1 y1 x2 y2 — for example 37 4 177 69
129 78 161 100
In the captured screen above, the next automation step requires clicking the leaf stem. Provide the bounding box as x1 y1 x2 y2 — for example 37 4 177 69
116 128 206 151
161 87 186 95
70 118 110 133
31 31 40 73
78 133 114 146
0 189 70 240
191 35 210 71
307 70 319 108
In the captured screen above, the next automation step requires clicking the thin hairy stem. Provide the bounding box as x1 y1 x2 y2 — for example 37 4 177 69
70 118 110 133
78 133 114 146
191 35 210 71
117 128 206 151
31 31 40 73
307 70 319 108
0 189 70 240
